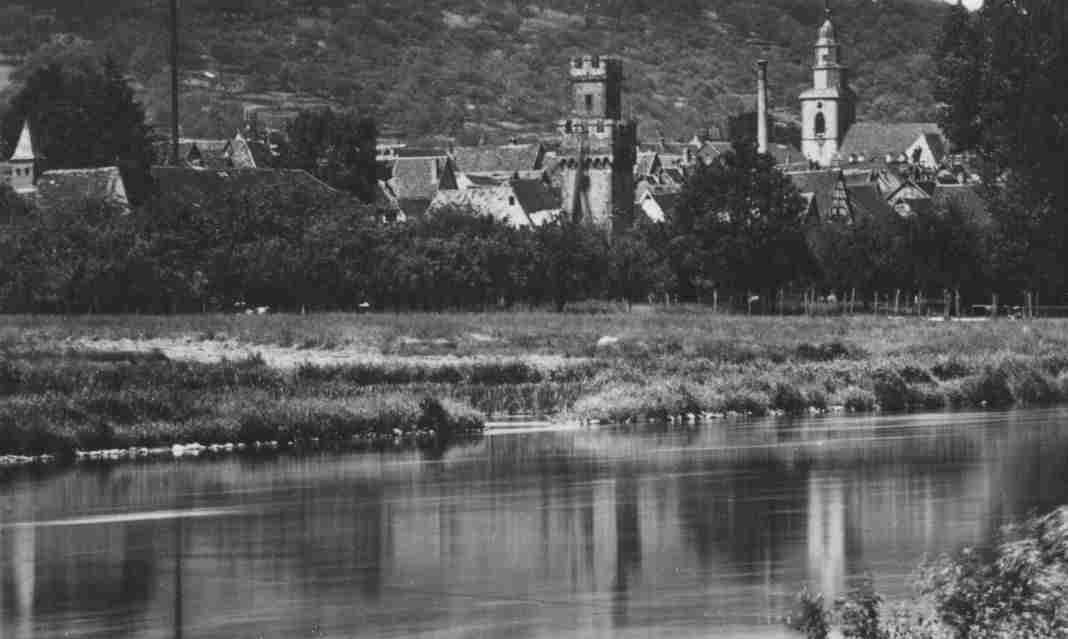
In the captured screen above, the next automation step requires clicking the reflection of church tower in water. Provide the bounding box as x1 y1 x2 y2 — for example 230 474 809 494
558 55 638 232
799 1 856 167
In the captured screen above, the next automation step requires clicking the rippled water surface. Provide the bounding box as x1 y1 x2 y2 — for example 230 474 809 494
4 409 1068 638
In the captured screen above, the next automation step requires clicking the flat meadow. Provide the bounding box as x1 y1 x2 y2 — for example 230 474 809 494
4 307 1068 459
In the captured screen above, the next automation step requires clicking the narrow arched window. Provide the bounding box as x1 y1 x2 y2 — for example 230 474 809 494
815 112 827 137
912 147 923 165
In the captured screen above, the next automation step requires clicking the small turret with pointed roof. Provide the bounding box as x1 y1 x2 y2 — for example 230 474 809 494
4 120 38 195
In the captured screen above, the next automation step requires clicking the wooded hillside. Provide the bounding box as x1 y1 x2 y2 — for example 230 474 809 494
0 0 951 141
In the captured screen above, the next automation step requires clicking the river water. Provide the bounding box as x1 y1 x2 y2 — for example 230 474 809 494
2 409 1068 638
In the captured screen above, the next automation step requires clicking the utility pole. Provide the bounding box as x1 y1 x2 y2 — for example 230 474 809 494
170 0 180 166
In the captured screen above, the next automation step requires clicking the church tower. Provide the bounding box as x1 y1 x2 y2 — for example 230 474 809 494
558 55 637 231
800 1 855 167
3 120 37 195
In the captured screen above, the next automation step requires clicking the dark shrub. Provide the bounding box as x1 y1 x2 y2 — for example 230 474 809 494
872 370 910 412
771 382 807 414
932 358 970 381
898 366 933 384
960 366 1014 407
795 341 863 362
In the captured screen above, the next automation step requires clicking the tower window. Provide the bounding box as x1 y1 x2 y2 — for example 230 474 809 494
585 94 593 113
815 112 827 137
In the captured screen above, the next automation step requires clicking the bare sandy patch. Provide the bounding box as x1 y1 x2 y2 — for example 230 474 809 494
67 337 582 371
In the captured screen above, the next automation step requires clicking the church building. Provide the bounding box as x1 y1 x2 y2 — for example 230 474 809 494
800 2 946 170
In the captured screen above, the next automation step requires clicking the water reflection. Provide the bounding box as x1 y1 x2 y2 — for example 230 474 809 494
2 409 1068 638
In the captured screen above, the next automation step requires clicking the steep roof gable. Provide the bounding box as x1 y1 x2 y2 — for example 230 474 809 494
788 170 849 220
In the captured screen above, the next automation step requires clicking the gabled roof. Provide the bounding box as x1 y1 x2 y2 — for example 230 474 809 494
10 121 35 162
696 141 733 165
150 167 346 211
451 143 544 174
921 133 947 163
846 183 895 222
932 184 991 228
637 188 682 223
510 178 560 214
388 156 452 201
36 167 129 212
788 170 846 220
226 133 274 169
839 122 944 162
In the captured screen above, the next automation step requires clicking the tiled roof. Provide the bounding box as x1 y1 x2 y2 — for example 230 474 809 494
150 167 346 211
36 167 129 212
428 179 560 228
451 143 544 174
846 183 894 221
932 184 991 227
788 170 844 220
839 122 944 162
388 156 451 201
510 178 560 214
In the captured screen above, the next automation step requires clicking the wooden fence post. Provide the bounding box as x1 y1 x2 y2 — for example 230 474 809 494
992 293 998 319
713 290 718 314
894 289 900 315
873 291 879 317
954 288 961 319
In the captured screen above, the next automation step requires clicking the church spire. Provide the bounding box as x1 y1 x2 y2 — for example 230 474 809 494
10 120 35 162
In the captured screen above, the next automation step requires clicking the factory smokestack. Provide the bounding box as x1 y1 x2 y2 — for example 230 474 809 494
756 59 769 155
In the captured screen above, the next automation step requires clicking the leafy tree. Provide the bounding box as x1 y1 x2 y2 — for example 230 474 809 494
933 0 1068 298
668 139 813 301
1 58 155 203
282 108 378 203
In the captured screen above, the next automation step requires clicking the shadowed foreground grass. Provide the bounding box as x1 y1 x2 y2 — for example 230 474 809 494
6 310 1068 457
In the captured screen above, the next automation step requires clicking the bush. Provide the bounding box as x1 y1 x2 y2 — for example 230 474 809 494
872 369 910 412
786 587 830 639
837 386 876 412
959 366 1014 407
931 358 970 381
771 382 807 414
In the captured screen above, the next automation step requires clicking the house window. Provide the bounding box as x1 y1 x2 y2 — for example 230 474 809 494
585 94 593 113
815 112 827 137
912 147 923 164
509 196 516 206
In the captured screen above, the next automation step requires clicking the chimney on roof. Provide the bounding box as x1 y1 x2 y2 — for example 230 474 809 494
756 60 769 155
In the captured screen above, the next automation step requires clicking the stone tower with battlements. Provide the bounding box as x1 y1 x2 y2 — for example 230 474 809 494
557 55 637 231
800 2 855 167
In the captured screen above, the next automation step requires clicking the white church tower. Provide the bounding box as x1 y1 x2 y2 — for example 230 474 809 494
800 0 855 168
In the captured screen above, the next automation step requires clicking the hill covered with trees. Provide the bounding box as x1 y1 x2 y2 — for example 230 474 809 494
0 0 951 141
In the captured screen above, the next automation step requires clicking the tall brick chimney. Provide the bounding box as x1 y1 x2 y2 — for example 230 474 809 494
756 59 769 154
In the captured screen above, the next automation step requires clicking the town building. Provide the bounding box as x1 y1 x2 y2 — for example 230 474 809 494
557 55 638 231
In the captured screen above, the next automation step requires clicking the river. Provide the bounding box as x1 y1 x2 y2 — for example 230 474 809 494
2 408 1068 638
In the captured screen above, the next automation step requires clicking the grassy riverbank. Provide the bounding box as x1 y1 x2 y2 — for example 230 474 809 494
5 309 1068 457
